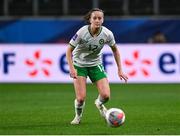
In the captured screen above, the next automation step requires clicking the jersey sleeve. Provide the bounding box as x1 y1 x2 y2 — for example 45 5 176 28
107 31 116 47
69 28 82 48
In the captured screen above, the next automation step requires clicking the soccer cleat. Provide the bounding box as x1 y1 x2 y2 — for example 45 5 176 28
70 116 81 125
95 99 107 118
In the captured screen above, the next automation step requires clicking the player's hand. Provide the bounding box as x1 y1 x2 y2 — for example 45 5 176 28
118 70 128 83
69 68 77 79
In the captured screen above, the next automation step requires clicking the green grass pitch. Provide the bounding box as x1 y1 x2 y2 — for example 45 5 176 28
0 83 180 135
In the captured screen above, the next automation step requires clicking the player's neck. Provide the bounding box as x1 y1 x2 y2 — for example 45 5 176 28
89 26 101 37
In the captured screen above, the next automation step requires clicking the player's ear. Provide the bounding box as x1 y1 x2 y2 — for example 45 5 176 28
101 18 104 24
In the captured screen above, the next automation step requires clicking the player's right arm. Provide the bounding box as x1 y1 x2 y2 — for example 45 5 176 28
66 26 84 79
66 45 77 79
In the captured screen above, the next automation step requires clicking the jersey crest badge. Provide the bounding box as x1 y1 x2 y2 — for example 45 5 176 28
99 39 105 45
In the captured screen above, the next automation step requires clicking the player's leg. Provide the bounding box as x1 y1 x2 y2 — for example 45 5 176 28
95 77 110 117
71 76 86 124
74 76 86 114
71 66 87 125
71 77 87 124
88 64 110 118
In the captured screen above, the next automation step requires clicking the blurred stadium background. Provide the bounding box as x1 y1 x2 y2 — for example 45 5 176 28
0 0 180 135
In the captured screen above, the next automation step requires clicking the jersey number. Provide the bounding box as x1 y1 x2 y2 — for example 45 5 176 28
88 44 98 52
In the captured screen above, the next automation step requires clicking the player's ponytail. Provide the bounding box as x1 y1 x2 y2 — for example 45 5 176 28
84 8 104 24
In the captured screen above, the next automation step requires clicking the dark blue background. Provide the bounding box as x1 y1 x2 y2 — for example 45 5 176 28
0 18 179 43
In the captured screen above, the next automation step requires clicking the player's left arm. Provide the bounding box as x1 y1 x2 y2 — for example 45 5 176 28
110 45 128 83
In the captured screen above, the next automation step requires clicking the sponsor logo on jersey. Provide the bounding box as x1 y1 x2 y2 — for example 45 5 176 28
79 39 88 44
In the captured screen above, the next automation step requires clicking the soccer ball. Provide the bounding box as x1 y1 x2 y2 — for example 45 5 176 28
105 108 125 127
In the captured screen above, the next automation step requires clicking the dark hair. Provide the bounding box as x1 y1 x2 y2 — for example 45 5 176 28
84 8 104 24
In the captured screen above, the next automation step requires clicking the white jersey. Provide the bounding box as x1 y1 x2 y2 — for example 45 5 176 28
69 25 116 67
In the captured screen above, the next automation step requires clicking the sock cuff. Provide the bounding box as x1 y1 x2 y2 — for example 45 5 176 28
98 95 109 104
75 99 85 108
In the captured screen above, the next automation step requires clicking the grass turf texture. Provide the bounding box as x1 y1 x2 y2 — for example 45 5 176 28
0 83 180 135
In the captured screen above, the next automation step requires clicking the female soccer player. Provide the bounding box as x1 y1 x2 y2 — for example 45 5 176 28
66 8 128 125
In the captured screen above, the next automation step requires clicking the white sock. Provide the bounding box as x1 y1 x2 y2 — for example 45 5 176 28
74 99 85 117
97 95 109 105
